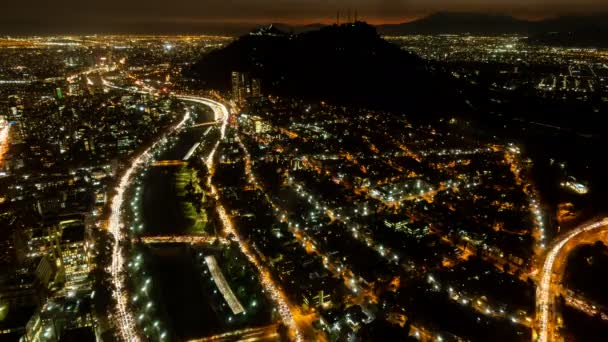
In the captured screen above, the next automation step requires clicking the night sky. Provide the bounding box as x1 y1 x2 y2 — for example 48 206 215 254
1 0 607 34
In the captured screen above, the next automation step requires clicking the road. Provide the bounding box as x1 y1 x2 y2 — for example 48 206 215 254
139 235 228 245
183 96 305 342
562 289 608 322
536 218 608 342
104 76 303 341
107 102 191 342
0 122 9 169
150 160 187 167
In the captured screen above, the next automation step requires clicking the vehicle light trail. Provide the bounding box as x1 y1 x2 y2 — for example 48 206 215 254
183 142 201 160
0 123 9 168
139 235 229 245
536 218 608 342
179 95 303 342
205 255 246 315
176 95 229 139
105 78 301 340
211 196 303 342
107 108 190 341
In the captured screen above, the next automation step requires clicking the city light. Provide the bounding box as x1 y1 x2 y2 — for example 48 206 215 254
179 95 304 342
107 87 191 341
0 122 10 168
2 27 606 342
536 219 608 342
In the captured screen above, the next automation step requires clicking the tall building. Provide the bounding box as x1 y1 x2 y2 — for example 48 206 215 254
251 78 262 97
231 71 262 102
56 220 90 291
231 71 244 101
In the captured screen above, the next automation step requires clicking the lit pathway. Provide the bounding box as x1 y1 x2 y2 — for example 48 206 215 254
104 78 303 341
536 218 608 342
181 95 304 342
0 122 10 168
107 107 191 342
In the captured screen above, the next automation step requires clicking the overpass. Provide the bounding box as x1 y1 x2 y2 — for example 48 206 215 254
139 235 229 245
151 160 187 167
188 324 280 342
191 121 223 128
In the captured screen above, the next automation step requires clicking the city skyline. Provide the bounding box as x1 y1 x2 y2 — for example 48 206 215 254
1 4 608 342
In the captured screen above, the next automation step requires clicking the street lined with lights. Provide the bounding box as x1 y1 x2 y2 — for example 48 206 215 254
178 95 305 342
536 218 608 342
99 59 600 342
104 77 303 341
107 108 190 342
0 122 10 169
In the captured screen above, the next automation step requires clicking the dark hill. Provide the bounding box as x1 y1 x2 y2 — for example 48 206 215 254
529 30 608 48
186 22 458 113
528 15 608 48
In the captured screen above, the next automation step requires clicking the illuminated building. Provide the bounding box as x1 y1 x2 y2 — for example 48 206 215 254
302 289 332 311
232 71 246 101
34 257 55 291
231 71 262 102
56 220 90 291
561 177 589 195
0 266 49 339
23 295 94 342
253 117 271 134
251 78 262 97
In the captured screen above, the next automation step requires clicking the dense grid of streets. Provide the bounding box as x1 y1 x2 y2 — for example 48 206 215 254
104 77 608 341
5 34 605 342
107 96 192 342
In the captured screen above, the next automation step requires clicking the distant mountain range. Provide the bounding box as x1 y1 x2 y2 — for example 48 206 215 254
3 12 607 45
266 12 608 47
377 12 608 35
377 12 530 35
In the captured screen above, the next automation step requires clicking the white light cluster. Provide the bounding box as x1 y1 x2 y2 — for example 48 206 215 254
107 98 191 341
537 219 608 342
186 97 304 342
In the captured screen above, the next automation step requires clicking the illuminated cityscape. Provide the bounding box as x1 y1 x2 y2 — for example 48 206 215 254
1 7 608 342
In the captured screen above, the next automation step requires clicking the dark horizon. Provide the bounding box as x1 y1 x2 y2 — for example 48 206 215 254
2 11 608 36
2 0 608 35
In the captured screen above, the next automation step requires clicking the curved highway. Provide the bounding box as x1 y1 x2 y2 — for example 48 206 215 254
177 95 304 342
0 122 10 168
536 218 608 342
108 106 191 341
106 85 302 341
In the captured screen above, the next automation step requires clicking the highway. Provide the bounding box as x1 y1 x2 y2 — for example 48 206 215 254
191 121 223 128
536 218 608 342
104 78 302 341
107 106 191 342
0 122 9 169
563 289 608 322
175 94 304 342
